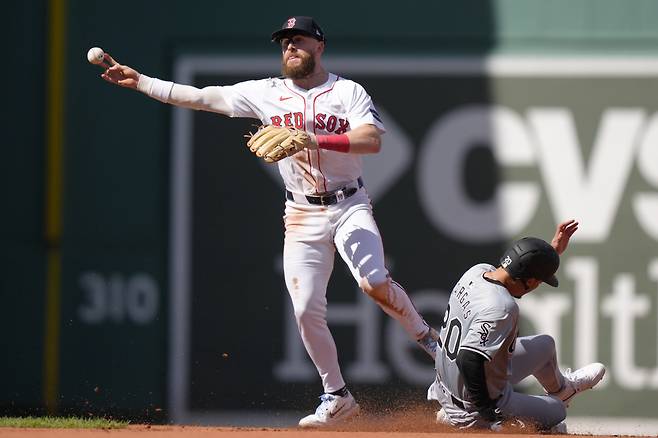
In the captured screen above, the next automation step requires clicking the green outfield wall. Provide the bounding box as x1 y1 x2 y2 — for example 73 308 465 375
2 0 658 424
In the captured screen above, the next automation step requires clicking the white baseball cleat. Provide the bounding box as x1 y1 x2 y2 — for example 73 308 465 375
418 327 440 360
435 407 451 425
298 391 360 428
550 362 606 406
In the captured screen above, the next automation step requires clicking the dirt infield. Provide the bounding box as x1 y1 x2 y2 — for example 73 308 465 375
0 407 627 438
0 410 615 438
0 426 624 438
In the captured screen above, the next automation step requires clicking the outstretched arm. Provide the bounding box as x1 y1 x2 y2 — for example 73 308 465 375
551 219 579 255
99 52 232 114
100 54 140 89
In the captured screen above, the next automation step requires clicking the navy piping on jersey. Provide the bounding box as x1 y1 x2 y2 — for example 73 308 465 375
482 273 506 288
282 81 313 186
311 75 339 193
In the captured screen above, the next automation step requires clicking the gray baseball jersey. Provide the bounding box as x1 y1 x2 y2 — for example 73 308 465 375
430 263 519 408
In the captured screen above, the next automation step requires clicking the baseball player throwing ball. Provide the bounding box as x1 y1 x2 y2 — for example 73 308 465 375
428 219 606 432
95 16 439 427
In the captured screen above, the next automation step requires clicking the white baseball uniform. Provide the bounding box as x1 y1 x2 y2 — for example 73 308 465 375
138 72 430 393
427 263 567 429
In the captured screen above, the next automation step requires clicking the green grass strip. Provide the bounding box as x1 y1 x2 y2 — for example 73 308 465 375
0 416 129 429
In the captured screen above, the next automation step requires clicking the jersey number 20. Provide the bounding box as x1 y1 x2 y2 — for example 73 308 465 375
440 304 462 361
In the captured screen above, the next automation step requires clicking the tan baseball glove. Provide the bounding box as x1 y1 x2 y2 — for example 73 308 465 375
246 125 314 163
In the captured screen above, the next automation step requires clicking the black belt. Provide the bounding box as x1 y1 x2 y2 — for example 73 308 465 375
286 177 363 206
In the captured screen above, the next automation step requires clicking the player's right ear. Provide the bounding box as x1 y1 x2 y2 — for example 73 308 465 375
527 278 541 288
316 41 325 56
520 278 541 295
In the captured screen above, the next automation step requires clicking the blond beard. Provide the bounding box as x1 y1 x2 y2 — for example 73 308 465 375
281 53 316 79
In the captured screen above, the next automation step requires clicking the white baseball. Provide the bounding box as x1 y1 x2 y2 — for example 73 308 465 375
87 47 105 65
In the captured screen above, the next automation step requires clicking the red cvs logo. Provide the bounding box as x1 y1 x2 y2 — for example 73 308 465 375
286 18 296 28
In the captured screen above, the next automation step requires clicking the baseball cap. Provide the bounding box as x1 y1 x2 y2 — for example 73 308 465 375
271 16 325 42
500 237 560 287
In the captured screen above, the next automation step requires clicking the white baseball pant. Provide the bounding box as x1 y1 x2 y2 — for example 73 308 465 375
282 187 428 392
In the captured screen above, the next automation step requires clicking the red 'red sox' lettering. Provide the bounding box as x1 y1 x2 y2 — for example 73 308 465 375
336 118 349 134
315 114 326 129
270 112 304 129
326 115 337 132
314 113 350 134
272 112 350 133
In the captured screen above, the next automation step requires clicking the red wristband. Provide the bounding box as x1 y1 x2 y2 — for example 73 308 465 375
316 134 350 153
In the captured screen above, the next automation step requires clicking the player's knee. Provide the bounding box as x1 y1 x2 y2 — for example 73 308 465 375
292 306 306 324
558 405 567 423
547 398 567 426
360 277 390 302
292 304 324 327
530 396 566 430
536 334 557 353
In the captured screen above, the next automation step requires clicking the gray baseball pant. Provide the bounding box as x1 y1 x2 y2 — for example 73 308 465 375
496 334 567 428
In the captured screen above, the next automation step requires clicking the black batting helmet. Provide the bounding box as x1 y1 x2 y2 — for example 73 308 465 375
500 237 560 287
